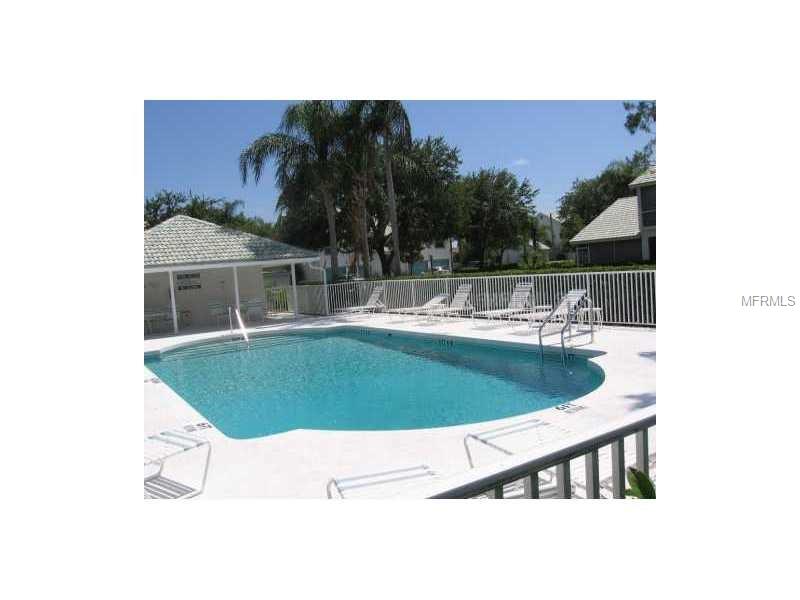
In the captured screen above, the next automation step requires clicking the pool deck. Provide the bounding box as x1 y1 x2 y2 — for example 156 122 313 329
144 314 656 498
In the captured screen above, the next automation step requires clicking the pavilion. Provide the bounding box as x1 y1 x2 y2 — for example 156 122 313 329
144 215 321 334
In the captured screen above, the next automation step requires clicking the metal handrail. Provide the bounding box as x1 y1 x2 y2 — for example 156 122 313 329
536 290 587 364
233 307 250 347
391 409 655 499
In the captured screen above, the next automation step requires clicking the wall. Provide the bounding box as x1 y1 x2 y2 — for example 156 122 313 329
144 266 268 330
144 272 172 311
637 183 656 261
585 239 642 265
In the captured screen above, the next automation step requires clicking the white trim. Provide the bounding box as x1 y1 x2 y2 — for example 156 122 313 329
290 263 299 318
233 265 240 310
144 256 318 274
168 270 178 334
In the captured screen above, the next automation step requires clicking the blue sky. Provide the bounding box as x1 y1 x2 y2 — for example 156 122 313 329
145 100 653 220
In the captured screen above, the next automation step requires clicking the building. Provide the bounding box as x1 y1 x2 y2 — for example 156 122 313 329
571 165 656 265
313 239 454 280
144 215 320 333
536 212 563 259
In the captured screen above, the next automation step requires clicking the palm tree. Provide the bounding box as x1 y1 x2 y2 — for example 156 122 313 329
239 101 342 280
339 101 379 278
367 101 411 276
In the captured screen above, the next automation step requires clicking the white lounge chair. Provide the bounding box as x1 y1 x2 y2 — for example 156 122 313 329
327 465 438 498
462 417 575 498
335 285 386 314
527 289 587 330
424 284 474 320
393 293 449 315
525 304 554 325
144 429 211 499
474 282 533 323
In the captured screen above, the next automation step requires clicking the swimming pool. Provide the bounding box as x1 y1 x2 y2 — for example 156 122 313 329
145 328 604 439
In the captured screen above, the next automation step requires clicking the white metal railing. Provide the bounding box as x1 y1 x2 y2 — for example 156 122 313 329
265 287 291 314
294 270 656 326
393 409 655 499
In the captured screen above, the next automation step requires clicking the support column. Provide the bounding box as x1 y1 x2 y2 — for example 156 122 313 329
168 270 178 334
233 266 240 311
290 262 299 318
321 257 329 315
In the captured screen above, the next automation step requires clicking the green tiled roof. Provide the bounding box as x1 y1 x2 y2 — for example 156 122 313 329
144 215 317 268
570 196 640 244
629 164 656 187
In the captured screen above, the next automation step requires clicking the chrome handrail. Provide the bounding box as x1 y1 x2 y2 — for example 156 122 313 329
233 307 250 347
537 290 588 364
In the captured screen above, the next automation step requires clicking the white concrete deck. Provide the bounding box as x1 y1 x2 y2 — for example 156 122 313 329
144 313 656 498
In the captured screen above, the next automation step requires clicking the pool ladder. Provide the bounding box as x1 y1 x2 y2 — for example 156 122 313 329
534 289 594 365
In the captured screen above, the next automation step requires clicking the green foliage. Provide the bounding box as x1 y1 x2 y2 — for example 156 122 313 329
144 190 275 237
240 100 343 277
452 169 538 269
623 100 656 166
625 467 656 499
557 154 650 244
392 136 462 263
623 101 656 135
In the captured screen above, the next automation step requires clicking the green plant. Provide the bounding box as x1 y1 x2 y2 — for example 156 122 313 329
625 467 656 499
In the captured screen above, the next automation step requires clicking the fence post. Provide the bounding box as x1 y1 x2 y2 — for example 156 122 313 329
611 439 626 498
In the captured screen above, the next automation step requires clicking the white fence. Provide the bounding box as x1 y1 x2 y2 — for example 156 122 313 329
295 270 656 326
399 410 656 499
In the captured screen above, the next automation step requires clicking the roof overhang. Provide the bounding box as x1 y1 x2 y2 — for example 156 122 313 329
571 234 641 245
144 256 320 275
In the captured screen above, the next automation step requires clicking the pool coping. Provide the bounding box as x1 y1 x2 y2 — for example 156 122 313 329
143 314 655 498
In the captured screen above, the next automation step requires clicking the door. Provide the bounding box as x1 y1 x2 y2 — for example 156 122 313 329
648 236 656 262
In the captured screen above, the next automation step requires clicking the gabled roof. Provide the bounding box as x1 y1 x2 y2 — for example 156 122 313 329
144 215 317 268
570 196 640 244
629 164 656 187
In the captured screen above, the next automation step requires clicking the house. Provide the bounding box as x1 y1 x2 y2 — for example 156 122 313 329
571 165 656 265
536 212 563 259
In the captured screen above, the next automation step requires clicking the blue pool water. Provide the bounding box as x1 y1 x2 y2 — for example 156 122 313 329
145 329 604 439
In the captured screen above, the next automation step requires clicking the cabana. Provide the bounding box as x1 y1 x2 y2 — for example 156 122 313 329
144 215 320 334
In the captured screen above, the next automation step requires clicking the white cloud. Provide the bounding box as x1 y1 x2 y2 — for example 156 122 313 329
510 158 530 167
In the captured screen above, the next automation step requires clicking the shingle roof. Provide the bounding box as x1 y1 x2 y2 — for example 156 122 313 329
629 164 656 187
570 196 640 244
144 215 317 268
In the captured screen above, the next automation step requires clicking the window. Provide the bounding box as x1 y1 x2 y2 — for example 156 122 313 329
641 185 656 227
176 272 201 291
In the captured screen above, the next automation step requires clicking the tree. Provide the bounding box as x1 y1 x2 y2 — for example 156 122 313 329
338 101 380 278
453 169 538 268
366 101 411 276
144 190 277 238
623 100 656 134
239 101 343 280
624 100 656 161
557 154 650 243
144 190 186 228
388 136 462 271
